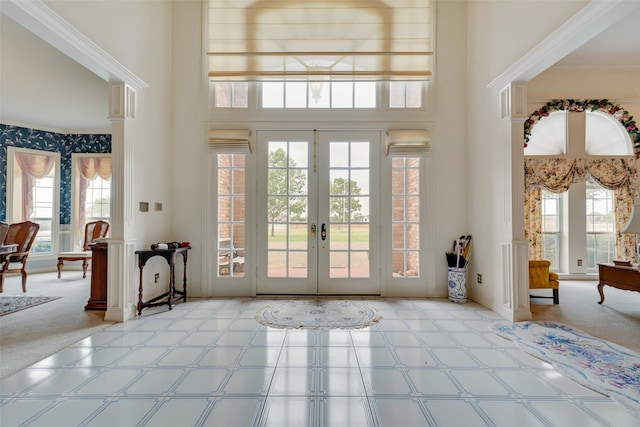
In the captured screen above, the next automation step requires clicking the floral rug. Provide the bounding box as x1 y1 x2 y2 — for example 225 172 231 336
0 296 61 317
255 300 382 330
490 321 640 418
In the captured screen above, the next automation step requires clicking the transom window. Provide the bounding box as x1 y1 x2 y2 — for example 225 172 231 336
212 80 426 110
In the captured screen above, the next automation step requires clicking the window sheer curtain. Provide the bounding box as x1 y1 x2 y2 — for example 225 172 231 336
207 0 434 81
75 157 112 245
524 158 638 262
14 151 55 221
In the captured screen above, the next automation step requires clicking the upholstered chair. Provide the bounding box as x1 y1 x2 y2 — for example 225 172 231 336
529 260 560 304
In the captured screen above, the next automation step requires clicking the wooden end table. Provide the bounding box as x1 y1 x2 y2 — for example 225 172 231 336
597 263 640 304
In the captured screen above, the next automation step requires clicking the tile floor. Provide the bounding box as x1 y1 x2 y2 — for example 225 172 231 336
1 297 638 426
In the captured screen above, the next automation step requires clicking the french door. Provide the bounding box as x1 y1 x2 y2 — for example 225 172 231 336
256 130 380 294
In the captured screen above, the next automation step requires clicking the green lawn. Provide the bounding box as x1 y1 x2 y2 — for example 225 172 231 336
268 224 369 243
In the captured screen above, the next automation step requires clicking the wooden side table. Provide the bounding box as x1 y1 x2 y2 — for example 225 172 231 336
597 263 640 304
134 246 190 315
85 242 107 310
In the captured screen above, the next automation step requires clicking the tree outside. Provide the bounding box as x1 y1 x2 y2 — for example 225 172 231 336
329 177 362 222
268 147 307 236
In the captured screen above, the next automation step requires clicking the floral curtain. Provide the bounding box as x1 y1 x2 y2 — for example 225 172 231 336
75 157 112 244
524 158 638 262
14 151 55 220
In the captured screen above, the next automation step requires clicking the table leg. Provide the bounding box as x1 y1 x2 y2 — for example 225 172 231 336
168 261 175 310
181 252 188 302
597 282 605 304
137 266 144 315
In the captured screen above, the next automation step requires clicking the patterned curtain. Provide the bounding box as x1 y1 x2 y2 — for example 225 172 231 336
524 187 543 259
75 157 112 245
524 158 638 261
614 187 636 262
14 151 55 220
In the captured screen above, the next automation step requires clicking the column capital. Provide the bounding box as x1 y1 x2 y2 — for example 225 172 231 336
108 82 137 121
500 82 528 120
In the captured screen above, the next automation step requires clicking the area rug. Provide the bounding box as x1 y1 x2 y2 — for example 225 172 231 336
255 300 382 330
0 296 61 317
490 321 640 418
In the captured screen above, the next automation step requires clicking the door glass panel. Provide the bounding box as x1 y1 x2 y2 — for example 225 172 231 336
328 141 370 279
267 141 309 278
330 252 348 278
351 252 369 278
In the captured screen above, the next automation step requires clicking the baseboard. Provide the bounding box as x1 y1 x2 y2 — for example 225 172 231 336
557 273 598 281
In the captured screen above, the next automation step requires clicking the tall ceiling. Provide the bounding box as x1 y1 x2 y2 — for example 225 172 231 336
0 5 639 132
0 14 110 132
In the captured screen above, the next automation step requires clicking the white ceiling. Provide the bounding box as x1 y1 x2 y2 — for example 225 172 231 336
0 6 638 132
553 6 640 68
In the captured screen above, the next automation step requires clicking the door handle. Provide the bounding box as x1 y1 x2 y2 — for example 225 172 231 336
321 223 326 241
311 223 316 239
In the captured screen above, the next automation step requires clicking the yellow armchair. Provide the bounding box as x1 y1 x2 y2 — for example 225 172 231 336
529 260 559 304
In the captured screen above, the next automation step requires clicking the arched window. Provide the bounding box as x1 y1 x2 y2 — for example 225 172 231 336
524 100 638 270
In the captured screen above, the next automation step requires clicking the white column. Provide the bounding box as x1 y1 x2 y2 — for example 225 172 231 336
104 82 137 322
497 82 532 322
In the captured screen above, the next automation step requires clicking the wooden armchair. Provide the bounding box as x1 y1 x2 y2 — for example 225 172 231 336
1 221 40 292
0 221 8 245
529 260 560 304
57 220 109 279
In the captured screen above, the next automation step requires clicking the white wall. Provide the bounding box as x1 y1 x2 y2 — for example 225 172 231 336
432 1 469 296
464 1 589 311
170 0 205 296
42 0 177 298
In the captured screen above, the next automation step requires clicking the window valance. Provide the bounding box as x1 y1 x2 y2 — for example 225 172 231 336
207 0 434 81
385 129 430 157
207 129 252 154
524 158 639 200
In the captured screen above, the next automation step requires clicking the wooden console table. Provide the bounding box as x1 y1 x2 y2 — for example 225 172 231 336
135 246 190 315
597 263 640 304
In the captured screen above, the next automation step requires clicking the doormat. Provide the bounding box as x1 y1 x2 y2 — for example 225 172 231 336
256 300 382 330
490 321 640 418
0 296 61 317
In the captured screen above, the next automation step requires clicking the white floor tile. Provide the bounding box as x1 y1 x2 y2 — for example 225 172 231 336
200 397 264 426
260 396 315 427
370 398 430 426
319 397 374 427
3 295 638 427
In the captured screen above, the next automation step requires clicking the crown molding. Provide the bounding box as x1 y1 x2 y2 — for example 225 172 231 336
1 120 111 135
1 0 148 90
488 0 640 90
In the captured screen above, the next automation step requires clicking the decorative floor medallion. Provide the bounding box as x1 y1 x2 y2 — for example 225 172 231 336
255 300 382 330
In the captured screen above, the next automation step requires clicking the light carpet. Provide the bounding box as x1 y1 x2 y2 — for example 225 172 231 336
0 296 61 316
490 320 640 418
256 300 382 329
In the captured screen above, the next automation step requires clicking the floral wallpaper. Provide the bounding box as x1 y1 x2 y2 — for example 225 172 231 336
0 124 111 224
